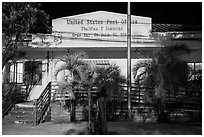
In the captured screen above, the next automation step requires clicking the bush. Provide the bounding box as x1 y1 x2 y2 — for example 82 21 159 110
3 84 27 104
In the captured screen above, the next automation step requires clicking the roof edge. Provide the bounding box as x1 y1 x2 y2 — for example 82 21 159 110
53 10 151 21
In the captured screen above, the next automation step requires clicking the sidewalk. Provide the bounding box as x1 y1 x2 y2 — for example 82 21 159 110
2 102 88 135
2 102 202 135
2 121 88 135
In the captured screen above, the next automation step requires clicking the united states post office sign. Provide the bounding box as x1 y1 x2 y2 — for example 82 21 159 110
52 11 152 41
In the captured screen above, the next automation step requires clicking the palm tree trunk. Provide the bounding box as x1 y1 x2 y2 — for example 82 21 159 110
70 99 75 122
111 95 115 120
98 97 108 134
70 72 76 122
88 87 92 134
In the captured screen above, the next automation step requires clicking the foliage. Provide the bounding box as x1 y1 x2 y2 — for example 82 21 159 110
93 64 126 122
10 86 26 103
132 44 191 121
54 52 126 134
2 2 49 69
187 68 202 97
94 64 126 100
54 51 88 101
54 52 88 122
74 63 96 134
90 64 126 134
54 52 88 80
2 83 28 117
3 83 16 98
3 84 25 104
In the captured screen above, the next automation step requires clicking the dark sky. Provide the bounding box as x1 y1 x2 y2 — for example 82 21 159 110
40 2 202 25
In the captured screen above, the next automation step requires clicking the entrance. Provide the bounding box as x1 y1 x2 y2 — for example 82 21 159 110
24 61 42 85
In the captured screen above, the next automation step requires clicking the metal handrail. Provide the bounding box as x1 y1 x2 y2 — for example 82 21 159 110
2 83 16 117
2 84 16 100
33 82 51 126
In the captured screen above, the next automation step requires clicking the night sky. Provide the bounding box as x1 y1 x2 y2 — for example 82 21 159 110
40 2 202 25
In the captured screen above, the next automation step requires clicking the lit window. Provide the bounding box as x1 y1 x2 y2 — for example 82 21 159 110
9 62 23 83
188 63 202 80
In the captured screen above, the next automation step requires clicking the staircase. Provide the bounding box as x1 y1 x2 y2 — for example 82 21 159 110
2 84 16 117
3 82 52 125
3 101 36 125
3 68 52 126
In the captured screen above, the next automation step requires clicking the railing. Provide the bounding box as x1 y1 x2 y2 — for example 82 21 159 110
2 84 17 117
2 84 16 100
33 82 51 126
51 82 202 121
165 91 202 111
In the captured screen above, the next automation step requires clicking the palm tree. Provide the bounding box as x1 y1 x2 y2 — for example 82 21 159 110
93 64 126 134
132 44 191 121
54 51 88 122
69 62 126 134
71 61 95 134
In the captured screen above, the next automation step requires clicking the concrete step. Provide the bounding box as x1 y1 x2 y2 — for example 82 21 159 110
4 101 37 125
13 101 35 112
15 101 35 108
3 113 34 124
9 110 35 115
3 114 20 124
14 114 35 119
13 107 35 112
14 119 34 125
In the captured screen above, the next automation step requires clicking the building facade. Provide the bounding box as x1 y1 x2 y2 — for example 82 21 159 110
5 11 202 101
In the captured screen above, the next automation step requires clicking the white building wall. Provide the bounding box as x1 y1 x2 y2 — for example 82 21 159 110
48 58 151 83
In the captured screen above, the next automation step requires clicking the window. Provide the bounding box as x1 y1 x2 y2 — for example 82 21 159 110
9 62 23 83
188 63 202 80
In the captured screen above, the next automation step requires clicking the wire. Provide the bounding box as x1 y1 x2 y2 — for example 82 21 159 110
51 30 201 38
31 34 157 44
59 36 156 43
52 31 151 38
31 31 200 44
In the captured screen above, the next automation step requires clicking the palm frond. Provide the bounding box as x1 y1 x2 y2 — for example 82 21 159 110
53 63 66 77
132 61 152 79
93 63 126 100
54 52 89 101
55 81 75 100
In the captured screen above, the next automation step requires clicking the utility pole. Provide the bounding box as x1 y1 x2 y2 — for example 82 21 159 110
127 2 132 119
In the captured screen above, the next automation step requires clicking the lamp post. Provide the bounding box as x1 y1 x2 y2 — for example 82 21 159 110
127 2 132 119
